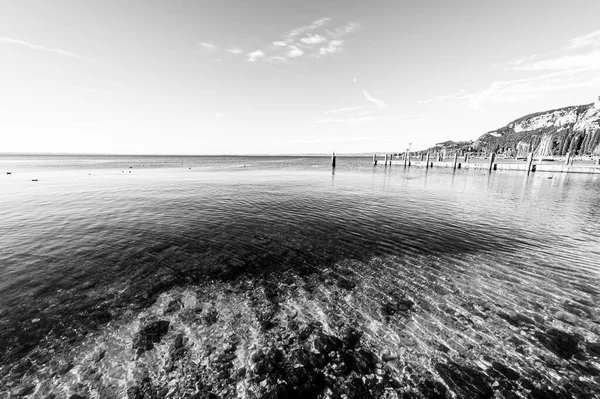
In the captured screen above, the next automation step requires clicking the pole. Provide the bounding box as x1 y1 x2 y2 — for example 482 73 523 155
373 153 377 165
488 152 496 172
425 152 430 168
565 152 570 165
453 153 458 170
526 152 534 174
332 152 336 167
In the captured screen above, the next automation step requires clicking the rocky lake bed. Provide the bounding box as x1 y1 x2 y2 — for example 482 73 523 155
3 254 600 399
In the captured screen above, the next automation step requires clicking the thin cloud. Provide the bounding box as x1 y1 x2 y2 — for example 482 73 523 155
565 30 600 50
324 106 362 114
287 46 304 58
247 50 264 62
0 36 91 60
511 50 600 72
363 91 388 109
286 17 332 41
420 70 600 110
421 29 600 109
227 47 244 55
199 42 218 52
240 17 358 64
319 40 344 56
266 55 289 64
300 34 326 45
327 22 360 39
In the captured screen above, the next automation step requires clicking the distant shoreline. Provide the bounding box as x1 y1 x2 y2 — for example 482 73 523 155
0 152 376 157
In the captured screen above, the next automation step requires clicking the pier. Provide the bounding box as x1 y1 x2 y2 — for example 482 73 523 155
372 153 600 174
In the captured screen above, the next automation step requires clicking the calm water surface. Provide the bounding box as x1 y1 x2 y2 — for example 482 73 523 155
1 155 599 396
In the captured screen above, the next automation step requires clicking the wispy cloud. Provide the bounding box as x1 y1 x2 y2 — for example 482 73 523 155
227 47 244 55
319 40 344 56
199 42 218 52
247 50 264 62
324 106 362 114
327 22 361 39
363 91 388 109
239 17 359 64
564 30 600 50
420 29 600 109
300 34 326 45
0 36 91 60
286 17 332 41
287 46 304 58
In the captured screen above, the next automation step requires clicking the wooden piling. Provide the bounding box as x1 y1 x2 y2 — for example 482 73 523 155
332 152 336 167
453 153 458 170
464 153 469 163
526 152 534 174
373 153 377 165
565 152 570 165
488 153 496 172
425 152 430 168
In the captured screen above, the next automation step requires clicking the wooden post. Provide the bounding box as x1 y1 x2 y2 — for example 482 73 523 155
332 152 336 167
373 153 377 165
488 152 496 172
464 153 469 163
425 152 430 168
565 152 570 165
384 153 388 166
526 152 534 174
420 153 424 161
453 153 458 170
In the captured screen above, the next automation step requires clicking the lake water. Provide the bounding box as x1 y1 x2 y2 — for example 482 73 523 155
1 155 599 398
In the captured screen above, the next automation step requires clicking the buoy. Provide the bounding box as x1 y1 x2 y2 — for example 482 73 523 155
6 172 11 175
32 179 38 182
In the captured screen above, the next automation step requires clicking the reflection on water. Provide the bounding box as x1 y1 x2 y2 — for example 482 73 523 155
0 155 599 397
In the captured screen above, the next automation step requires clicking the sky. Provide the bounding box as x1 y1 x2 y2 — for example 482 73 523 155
1 0 600 155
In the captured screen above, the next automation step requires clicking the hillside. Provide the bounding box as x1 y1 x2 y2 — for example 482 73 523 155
431 96 600 157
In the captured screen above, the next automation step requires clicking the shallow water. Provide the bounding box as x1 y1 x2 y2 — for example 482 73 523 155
1 155 599 398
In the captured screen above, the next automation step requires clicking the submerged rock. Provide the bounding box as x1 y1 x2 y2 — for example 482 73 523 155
435 361 493 398
164 299 182 314
337 278 356 290
535 328 582 359
133 320 170 354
